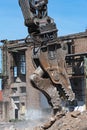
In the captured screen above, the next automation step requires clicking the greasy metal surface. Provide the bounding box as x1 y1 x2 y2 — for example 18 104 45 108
19 0 75 115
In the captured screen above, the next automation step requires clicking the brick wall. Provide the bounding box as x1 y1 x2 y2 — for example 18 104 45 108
0 91 2 101
74 38 87 53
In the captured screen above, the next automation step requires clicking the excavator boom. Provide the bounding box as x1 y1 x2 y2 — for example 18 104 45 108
19 0 75 116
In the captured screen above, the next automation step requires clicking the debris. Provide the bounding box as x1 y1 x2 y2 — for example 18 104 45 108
1 111 87 130
71 111 81 118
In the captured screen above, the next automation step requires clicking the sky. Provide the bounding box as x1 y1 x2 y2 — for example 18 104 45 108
0 0 87 89
0 0 87 40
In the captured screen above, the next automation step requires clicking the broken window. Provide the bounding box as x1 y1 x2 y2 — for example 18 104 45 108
20 55 26 75
21 102 25 106
12 88 17 94
67 42 74 54
12 51 26 82
12 96 19 101
14 67 17 78
20 86 26 93
68 44 72 54
15 103 20 110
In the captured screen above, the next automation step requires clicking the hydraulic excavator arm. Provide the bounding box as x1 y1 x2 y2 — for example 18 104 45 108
19 0 75 116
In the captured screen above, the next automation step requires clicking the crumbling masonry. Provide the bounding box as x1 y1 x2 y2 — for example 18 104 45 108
0 30 87 121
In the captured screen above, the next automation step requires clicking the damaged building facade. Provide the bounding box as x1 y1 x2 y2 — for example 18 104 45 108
0 30 87 121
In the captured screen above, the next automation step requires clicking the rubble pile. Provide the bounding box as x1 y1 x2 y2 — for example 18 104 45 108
35 111 87 130
1 111 87 130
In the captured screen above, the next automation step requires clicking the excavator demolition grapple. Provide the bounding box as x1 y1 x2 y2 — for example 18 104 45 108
19 0 75 128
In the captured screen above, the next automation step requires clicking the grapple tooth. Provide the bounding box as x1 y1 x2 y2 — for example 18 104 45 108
65 93 68 97
67 92 75 101
58 84 75 102
62 87 66 94
62 86 75 102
